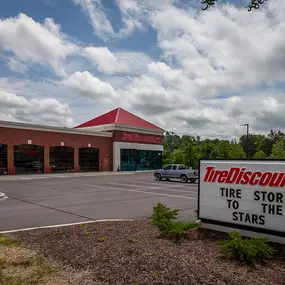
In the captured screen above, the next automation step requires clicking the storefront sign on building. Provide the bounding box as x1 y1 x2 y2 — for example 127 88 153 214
121 132 161 144
199 160 285 236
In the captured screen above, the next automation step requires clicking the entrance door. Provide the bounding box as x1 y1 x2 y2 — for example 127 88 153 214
79 147 99 172
50 146 74 173
14 144 44 174
0 144 7 175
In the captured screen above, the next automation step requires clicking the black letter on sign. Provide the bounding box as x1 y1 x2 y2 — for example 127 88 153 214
232 212 238 221
254 191 260 201
259 215 265 225
233 200 239 210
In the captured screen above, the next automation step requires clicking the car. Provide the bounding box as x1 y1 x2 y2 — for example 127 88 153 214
153 164 199 183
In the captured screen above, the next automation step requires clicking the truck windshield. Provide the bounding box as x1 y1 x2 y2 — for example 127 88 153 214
178 165 186 170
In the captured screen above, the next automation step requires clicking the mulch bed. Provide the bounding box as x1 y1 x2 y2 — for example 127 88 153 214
14 221 285 285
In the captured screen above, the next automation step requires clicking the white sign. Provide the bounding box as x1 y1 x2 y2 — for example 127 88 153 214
199 160 285 234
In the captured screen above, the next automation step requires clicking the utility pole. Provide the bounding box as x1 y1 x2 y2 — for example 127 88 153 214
189 144 192 168
241 124 249 158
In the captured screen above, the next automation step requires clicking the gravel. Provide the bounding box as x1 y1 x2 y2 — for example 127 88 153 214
14 220 285 285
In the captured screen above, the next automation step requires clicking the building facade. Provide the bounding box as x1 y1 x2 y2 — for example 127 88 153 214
0 108 164 175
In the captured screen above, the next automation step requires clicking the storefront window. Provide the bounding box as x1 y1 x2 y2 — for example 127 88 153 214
120 149 162 171
136 150 162 171
120 149 136 171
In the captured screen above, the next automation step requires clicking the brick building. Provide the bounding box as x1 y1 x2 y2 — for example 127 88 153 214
0 108 164 175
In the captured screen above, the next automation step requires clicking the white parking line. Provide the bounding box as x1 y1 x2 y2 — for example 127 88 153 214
82 184 197 200
108 182 197 194
130 180 198 188
0 219 133 234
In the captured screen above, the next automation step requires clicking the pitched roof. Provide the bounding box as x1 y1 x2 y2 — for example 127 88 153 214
74 108 164 131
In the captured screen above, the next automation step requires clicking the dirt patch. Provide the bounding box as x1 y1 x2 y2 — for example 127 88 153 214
0 233 95 285
13 220 285 285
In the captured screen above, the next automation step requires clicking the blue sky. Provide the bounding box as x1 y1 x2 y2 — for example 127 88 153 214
0 0 285 138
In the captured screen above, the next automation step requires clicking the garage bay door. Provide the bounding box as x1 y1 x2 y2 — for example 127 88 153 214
50 146 74 173
79 147 99 172
0 144 7 175
14 144 44 174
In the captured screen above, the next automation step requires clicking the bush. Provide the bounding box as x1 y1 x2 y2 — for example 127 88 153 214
149 203 199 241
220 231 275 263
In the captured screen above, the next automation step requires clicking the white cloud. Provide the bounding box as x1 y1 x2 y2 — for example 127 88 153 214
72 0 114 38
83 46 152 74
0 14 78 76
0 90 74 127
61 71 119 101
2 1 285 139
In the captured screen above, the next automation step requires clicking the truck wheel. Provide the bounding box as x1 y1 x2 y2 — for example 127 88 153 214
180 175 188 183
189 178 196 183
155 173 162 181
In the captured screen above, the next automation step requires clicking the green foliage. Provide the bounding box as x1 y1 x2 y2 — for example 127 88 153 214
228 143 246 158
150 203 198 241
220 231 275 263
150 202 179 224
201 0 267 11
270 139 285 159
163 129 285 165
0 234 19 247
253 149 267 159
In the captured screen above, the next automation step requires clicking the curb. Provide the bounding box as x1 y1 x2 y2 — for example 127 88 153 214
0 219 134 234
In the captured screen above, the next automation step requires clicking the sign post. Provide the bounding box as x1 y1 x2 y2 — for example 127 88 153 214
198 159 285 243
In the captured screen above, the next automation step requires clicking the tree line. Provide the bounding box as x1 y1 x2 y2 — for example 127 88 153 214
162 130 285 168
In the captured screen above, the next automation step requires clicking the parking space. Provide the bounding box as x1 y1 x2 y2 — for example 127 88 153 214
0 172 198 231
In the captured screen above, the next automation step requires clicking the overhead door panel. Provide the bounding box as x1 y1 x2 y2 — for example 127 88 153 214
50 146 74 173
0 144 7 175
79 147 99 172
14 144 44 174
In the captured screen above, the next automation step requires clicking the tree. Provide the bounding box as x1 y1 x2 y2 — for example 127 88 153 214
228 143 246 159
270 139 285 159
201 0 267 12
253 150 267 159
239 134 257 159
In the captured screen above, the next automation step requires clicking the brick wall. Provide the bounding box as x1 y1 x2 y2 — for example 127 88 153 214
0 127 113 174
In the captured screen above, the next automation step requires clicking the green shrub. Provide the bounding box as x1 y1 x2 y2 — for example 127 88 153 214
150 203 179 223
220 231 275 263
149 203 199 241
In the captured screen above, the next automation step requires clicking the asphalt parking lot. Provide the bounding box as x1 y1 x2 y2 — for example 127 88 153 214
0 172 198 232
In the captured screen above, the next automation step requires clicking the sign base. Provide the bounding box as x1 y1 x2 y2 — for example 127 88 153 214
200 222 285 245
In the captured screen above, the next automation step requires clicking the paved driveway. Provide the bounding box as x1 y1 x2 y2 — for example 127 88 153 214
0 172 198 231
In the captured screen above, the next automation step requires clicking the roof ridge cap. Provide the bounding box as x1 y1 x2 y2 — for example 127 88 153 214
114 108 120 124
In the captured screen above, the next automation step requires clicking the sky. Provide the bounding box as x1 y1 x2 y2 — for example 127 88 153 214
0 0 285 139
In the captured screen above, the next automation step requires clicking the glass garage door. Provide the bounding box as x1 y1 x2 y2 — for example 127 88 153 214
0 144 7 175
79 147 99 172
14 144 44 174
50 146 74 173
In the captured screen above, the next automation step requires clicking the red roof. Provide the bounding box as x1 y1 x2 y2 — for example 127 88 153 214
74 108 163 131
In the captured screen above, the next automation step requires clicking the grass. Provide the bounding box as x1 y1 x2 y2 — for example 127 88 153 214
0 234 55 285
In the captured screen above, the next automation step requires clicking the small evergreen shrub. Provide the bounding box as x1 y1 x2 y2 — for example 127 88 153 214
149 203 199 241
220 231 275 263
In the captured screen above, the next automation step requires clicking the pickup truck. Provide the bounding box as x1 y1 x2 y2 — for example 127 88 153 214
153 164 199 183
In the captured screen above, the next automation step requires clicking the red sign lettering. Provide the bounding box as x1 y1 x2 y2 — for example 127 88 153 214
203 166 285 188
121 132 161 144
